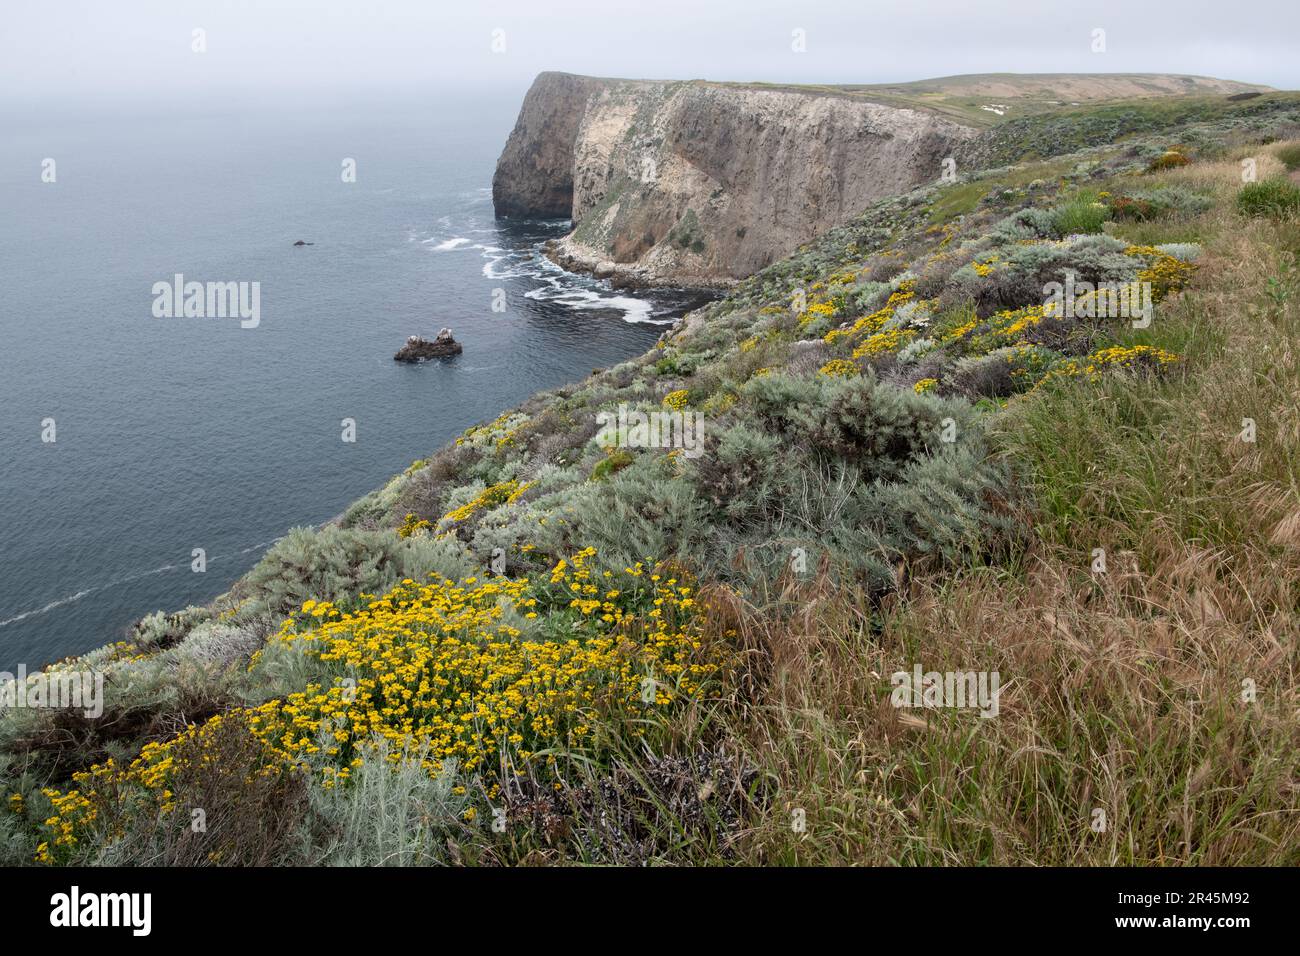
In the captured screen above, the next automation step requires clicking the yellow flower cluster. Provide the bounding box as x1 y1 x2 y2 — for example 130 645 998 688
1125 245 1197 301
885 280 917 308
1086 345 1182 370
823 279 916 346
798 301 837 328
824 304 890 345
701 391 738 414
35 788 97 864
397 513 431 538
31 551 723 863
1005 345 1056 386
441 480 532 525
1051 284 1146 320
913 377 938 394
851 326 916 359
456 411 529 450
1038 344 1181 387
939 315 979 343
818 358 859 378
985 304 1046 343
937 305 1045 353
662 389 691 411
32 708 287 864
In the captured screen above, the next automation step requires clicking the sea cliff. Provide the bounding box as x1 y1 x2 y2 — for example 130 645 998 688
493 72 978 286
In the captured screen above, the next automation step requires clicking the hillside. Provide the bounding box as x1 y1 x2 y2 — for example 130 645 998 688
494 72 1285 286
5 86 1300 866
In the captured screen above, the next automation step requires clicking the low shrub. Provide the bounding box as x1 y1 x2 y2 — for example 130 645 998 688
989 206 1057 242
940 234 1141 317
232 526 473 622
590 447 634 481
855 445 1018 566
1275 142 1300 171
689 423 783 525
1237 179 1300 219
1147 149 1191 171
301 742 471 866
1050 198 1109 236
948 345 1061 399
1109 195 1158 221
1111 184 1213 221
537 459 709 569
795 375 965 478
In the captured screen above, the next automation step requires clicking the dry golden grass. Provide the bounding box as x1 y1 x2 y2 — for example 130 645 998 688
1159 140 1299 196
1162 151 1287 192
721 552 1296 865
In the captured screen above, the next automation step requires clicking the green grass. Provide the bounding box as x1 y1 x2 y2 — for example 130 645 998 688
1276 142 1300 170
1237 178 1300 218
928 181 991 223
1107 219 1206 246
1000 209 1298 559
1050 194 1110 235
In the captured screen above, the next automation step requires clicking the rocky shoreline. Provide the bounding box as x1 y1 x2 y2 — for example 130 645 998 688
543 235 736 292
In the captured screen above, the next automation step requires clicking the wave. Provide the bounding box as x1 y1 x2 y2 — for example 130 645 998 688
419 208 675 323
416 205 700 326
0 536 285 631
479 238 669 324
522 272 665 325
0 590 99 630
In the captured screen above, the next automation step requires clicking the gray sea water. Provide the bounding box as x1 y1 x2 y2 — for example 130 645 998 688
0 96 710 671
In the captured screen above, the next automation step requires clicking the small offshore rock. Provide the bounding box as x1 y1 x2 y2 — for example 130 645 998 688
394 327 463 362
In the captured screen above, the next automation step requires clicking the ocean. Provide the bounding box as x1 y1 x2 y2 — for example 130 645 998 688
0 95 710 671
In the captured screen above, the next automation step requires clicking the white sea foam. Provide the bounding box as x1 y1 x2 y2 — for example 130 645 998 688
520 258 668 324
415 214 676 325
428 236 472 250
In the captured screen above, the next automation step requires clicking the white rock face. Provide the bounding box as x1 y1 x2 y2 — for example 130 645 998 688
493 73 978 286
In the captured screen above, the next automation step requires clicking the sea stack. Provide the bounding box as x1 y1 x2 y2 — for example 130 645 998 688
394 328 463 362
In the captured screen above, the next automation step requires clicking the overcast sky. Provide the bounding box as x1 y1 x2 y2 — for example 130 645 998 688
3 0 1296 109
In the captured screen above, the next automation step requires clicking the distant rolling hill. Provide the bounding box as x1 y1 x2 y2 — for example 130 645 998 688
732 72 1276 126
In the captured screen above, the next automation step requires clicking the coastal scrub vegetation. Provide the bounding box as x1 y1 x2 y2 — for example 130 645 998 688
4 103 1300 866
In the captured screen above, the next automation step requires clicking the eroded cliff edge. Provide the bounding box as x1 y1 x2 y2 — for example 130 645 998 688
492 72 979 287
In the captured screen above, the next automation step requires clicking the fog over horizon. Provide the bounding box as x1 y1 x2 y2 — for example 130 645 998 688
2 0 1297 113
